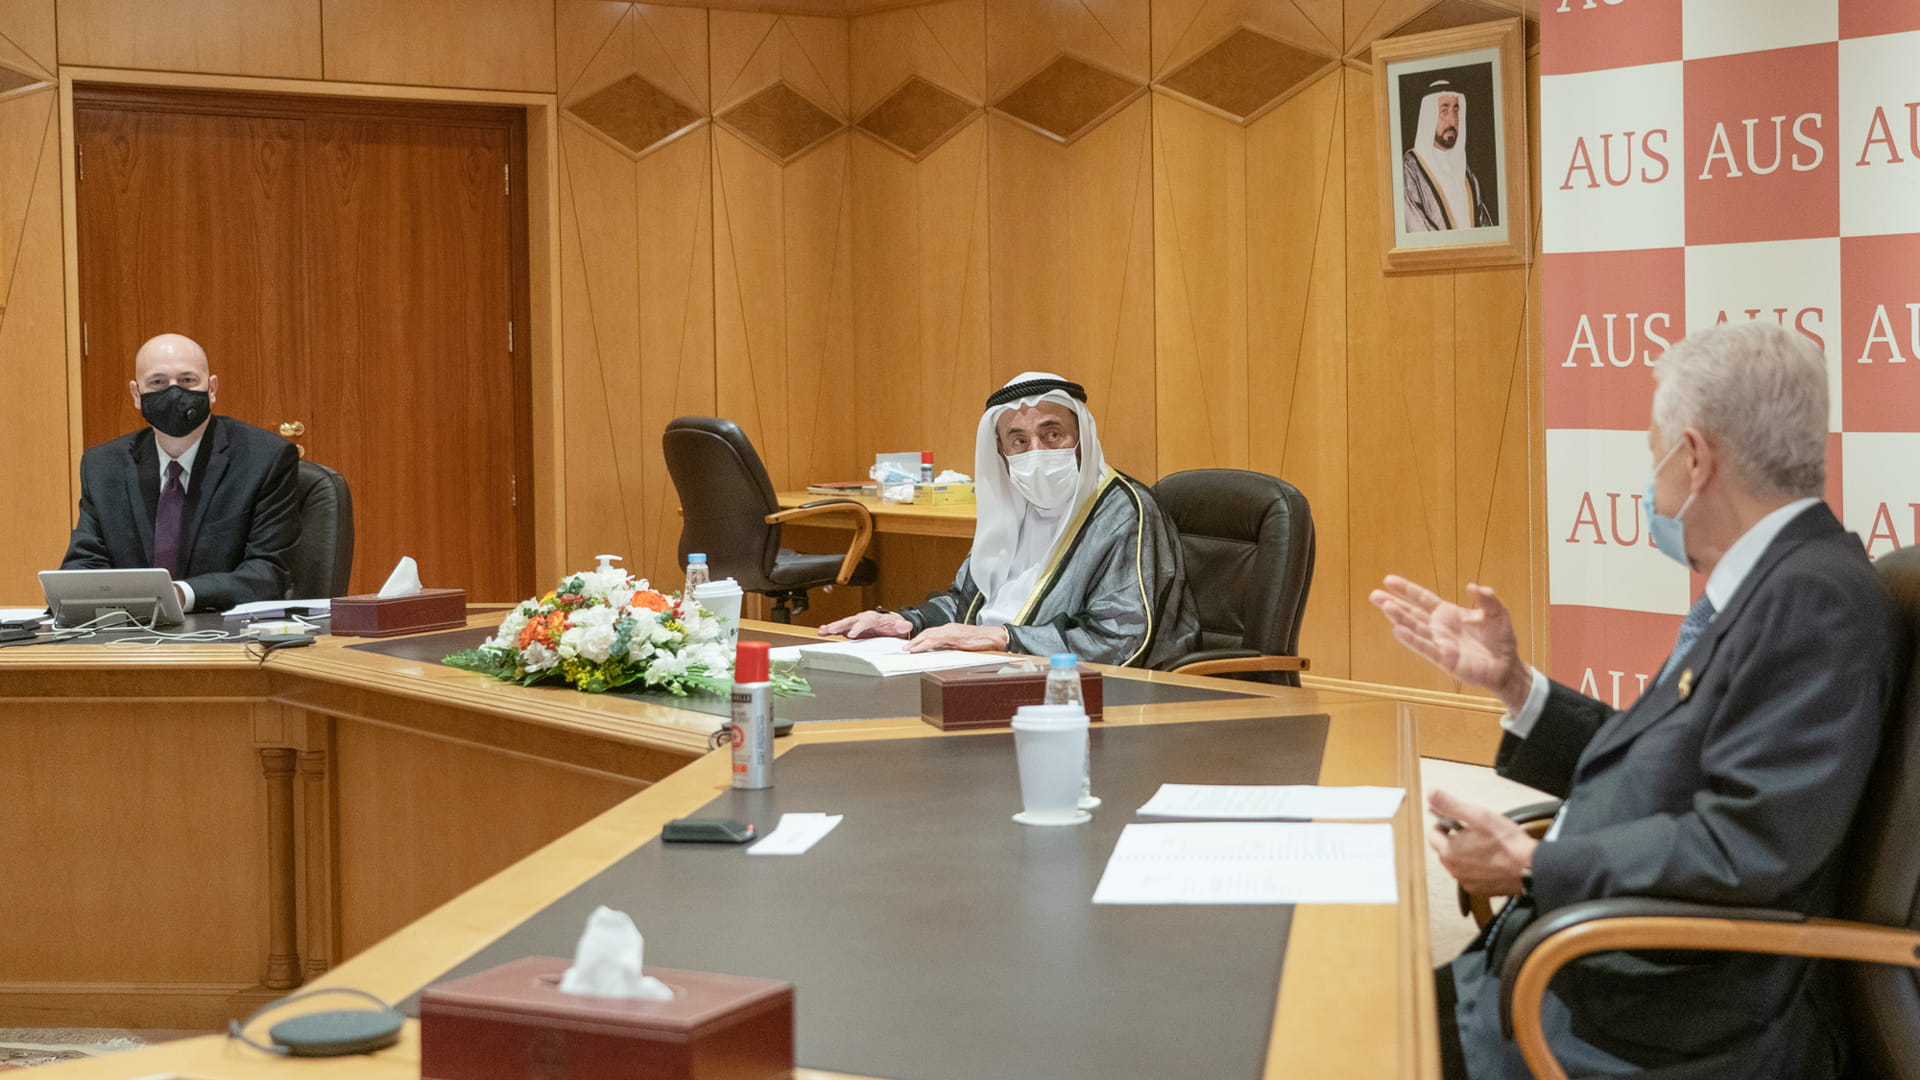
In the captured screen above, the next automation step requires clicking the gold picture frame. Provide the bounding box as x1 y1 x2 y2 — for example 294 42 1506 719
1371 19 1529 273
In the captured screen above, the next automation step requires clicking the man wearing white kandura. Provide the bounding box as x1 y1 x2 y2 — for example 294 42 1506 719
1372 322 1900 1079
820 372 1199 667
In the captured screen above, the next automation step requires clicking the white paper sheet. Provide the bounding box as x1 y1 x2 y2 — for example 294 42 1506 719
222 598 333 617
787 637 1009 677
1091 823 1399 905
0 608 50 624
746 812 844 856
1136 784 1406 821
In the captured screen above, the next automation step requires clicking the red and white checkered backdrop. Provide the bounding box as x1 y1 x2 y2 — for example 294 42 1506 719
1542 0 1920 706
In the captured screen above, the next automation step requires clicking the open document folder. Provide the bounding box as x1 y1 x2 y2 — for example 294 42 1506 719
768 637 1011 677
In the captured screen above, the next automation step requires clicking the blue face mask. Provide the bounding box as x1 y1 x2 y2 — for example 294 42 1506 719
1646 439 1696 569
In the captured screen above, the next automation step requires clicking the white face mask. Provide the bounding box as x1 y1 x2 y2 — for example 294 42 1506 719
1005 447 1079 510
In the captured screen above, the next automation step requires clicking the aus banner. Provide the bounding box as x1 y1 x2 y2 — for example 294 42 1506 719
1541 0 1920 707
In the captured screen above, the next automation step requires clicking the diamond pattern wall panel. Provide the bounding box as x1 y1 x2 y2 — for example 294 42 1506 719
1159 28 1333 123
856 76 979 161
992 54 1144 145
716 81 845 165
0 63 41 95
568 73 703 159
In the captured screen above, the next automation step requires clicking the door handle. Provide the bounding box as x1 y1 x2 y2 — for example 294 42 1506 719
279 421 306 437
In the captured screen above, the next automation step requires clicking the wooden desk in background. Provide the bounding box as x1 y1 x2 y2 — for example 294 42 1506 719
9 615 1438 1079
770 491 977 626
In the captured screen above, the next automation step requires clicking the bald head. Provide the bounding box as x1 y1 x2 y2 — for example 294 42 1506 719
128 333 217 444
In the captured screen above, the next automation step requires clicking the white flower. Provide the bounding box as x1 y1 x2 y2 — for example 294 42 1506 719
646 651 690 681
488 609 529 650
522 642 558 672
561 622 618 663
575 568 634 604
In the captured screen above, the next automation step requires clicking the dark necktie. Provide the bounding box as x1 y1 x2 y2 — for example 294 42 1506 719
154 460 185 577
1659 594 1717 683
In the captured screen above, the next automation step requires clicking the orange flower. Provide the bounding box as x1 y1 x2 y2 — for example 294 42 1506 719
519 610 566 648
630 590 669 612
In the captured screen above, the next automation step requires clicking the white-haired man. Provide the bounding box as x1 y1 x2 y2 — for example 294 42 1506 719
1373 322 1900 1078
1404 80 1494 232
821 372 1199 667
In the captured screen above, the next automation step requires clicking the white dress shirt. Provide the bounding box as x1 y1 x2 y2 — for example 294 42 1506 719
158 436 205 611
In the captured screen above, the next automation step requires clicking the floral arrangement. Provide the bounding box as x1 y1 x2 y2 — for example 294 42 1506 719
443 566 750 695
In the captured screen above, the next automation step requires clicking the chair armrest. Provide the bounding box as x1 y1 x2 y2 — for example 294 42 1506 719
1170 649 1310 677
1496 897 1920 1080
764 500 875 586
1458 800 1565 924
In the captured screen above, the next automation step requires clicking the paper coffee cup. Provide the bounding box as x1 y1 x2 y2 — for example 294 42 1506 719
1011 704 1090 827
692 579 744 648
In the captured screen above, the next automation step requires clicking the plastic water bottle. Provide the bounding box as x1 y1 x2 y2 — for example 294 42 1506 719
685 552 710 595
1046 653 1100 810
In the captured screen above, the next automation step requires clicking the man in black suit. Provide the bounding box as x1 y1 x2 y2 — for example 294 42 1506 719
1373 322 1901 1078
61 333 301 611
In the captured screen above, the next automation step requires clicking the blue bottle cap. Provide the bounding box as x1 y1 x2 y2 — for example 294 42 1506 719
1049 652 1078 667
688 553 707 563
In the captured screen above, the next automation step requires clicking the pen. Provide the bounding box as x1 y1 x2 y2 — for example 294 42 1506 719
1434 815 1465 834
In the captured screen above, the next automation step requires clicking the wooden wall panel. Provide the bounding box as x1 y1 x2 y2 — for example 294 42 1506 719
1342 63 1462 694
0 82 66 603
558 122 645 571
56 0 322 78
850 0 987 478
1247 71 1349 678
711 12 855 493
554 2 714 583
634 128 717 580
1150 0 1337 75
0 0 56 77
321 0 556 92
1152 93 1247 475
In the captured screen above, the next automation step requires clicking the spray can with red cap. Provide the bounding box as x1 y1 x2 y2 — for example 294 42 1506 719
730 640 774 790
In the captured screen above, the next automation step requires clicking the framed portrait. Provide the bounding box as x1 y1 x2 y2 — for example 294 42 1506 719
1371 19 1529 272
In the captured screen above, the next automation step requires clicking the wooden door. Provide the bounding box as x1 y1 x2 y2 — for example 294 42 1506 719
74 106 308 450
74 88 533 601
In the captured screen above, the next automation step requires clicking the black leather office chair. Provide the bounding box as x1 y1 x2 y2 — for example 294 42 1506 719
662 417 877 622
1151 468 1314 685
287 459 354 598
1491 545 1920 1079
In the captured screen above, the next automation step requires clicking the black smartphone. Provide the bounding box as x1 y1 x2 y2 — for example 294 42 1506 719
661 817 756 844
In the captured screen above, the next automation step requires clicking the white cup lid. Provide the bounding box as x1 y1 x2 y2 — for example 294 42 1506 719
1011 703 1088 731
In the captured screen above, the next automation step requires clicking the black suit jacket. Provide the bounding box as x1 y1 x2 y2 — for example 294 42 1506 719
61 417 301 611
1491 504 1900 1077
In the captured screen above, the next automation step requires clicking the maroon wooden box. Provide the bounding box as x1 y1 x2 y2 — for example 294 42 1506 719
919 664 1104 731
419 956 793 1080
328 588 468 638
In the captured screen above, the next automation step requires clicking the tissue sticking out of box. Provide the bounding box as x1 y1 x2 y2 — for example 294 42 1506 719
934 469 971 483
558 906 675 1001
377 556 425 598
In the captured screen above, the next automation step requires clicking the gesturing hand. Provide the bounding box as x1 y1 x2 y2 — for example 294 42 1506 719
818 610 912 640
1368 576 1531 711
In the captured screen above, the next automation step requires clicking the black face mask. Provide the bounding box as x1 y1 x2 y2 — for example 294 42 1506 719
140 385 211 438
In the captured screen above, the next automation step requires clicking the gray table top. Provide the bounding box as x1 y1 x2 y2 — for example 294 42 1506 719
412 713 1332 1080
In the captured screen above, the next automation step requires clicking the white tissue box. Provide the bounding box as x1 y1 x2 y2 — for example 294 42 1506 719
329 588 468 638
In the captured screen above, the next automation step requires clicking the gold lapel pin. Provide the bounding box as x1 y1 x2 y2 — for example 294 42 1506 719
1677 668 1694 700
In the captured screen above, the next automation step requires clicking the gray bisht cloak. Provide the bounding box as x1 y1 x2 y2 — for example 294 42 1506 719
899 471 1200 668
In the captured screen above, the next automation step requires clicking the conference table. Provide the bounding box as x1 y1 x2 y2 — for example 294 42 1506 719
2 610 1439 1079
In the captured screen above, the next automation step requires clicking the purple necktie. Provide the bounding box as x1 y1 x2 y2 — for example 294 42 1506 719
154 460 184 577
